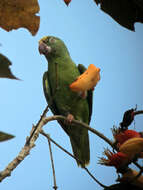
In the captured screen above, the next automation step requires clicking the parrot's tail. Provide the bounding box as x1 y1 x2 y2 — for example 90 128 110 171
70 131 90 167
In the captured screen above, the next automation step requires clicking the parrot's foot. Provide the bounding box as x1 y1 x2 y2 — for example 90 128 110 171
66 114 74 123
78 91 87 99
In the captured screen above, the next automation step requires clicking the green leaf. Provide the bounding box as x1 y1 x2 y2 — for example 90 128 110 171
0 131 15 142
0 53 19 79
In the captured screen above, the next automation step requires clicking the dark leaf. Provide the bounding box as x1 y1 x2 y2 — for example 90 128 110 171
120 108 135 129
0 53 19 80
0 131 14 142
94 0 143 31
94 0 100 5
63 0 71 6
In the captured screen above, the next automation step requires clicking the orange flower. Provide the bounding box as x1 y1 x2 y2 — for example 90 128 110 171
69 64 100 92
99 149 129 169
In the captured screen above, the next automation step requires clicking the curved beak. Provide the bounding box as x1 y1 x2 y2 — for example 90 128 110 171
38 41 52 55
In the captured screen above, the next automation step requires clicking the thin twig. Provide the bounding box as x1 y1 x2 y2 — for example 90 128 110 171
25 85 59 146
26 105 49 145
47 138 58 190
130 162 143 183
131 169 143 183
40 130 108 188
134 110 143 116
134 162 143 170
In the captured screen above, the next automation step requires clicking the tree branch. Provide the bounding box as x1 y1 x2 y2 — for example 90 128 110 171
0 110 142 183
0 113 111 183
43 115 114 147
0 106 49 182
40 130 107 188
134 110 143 116
47 137 58 190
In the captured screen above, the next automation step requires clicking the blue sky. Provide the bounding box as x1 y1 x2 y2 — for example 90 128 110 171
0 0 143 189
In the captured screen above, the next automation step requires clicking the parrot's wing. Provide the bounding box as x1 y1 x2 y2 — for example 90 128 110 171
43 71 57 114
43 71 71 135
77 64 93 124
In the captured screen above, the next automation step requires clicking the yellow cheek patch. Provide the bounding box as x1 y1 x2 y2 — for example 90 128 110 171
39 36 48 43
45 79 48 90
69 64 100 92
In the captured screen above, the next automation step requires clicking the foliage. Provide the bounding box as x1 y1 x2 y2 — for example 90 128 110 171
0 54 18 79
0 131 14 142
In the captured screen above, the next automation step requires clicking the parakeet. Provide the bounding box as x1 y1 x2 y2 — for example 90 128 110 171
39 36 93 167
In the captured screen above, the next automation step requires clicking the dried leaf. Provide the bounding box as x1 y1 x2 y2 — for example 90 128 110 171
94 0 143 31
64 0 71 6
0 131 14 142
0 53 18 79
0 0 40 35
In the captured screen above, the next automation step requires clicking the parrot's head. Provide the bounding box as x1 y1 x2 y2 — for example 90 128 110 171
38 36 69 59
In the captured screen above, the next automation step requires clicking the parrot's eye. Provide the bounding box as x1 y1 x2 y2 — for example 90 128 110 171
42 39 48 44
49 37 56 44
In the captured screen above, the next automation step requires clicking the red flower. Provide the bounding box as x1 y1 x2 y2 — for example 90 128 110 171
113 128 141 146
99 149 129 169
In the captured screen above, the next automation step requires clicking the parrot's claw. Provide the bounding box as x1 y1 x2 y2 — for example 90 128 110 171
78 91 87 99
66 114 74 123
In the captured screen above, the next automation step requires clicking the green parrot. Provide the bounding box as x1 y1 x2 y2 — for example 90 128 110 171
39 36 93 167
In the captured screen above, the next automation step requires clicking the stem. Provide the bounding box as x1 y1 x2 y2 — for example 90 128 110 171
47 138 58 190
25 105 49 145
134 110 143 116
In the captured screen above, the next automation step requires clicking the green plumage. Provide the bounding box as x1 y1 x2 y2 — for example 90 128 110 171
39 36 93 167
